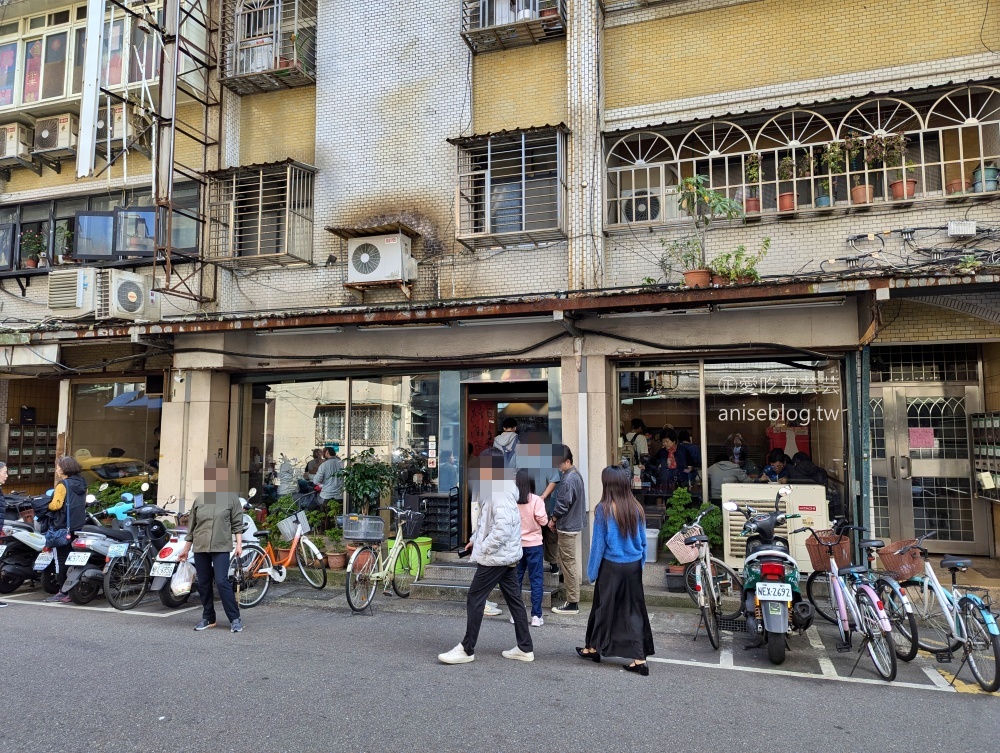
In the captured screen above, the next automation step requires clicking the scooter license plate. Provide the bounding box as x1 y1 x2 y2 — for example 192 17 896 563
756 582 792 601
107 543 130 558
33 551 53 570
150 562 175 578
64 552 90 567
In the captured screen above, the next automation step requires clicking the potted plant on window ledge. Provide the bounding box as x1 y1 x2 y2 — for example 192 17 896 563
660 175 743 288
816 141 844 207
873 132 916 200
744 152 761 213
710 237 771 285
777 155 796 211
19 229 46 269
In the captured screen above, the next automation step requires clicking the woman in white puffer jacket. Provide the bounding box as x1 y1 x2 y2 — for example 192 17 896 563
438 448 535 665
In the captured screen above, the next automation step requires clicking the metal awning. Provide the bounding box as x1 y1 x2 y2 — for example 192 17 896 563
202 158 317 179
447 123 569 148
325 222 421 240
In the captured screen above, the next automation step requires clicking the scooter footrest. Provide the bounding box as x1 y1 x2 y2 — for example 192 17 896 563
935 651 953 664
835 641 852 653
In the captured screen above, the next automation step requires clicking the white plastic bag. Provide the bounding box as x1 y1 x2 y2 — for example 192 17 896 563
170 560 196 598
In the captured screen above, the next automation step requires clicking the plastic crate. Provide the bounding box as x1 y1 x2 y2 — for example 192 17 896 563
277 510 310 541
805 530 852 572
343 514 385 542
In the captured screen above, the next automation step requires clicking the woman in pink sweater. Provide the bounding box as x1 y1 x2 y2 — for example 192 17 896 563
514 468 549 627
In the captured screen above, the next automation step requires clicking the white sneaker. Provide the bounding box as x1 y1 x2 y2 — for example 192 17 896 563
484 602 501 617
531 615 544 627
502 646 535 662
438 644 474 664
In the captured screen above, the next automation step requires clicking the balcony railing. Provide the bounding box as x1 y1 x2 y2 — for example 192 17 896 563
604 85 1000 227
219 0 317 95
461 0 567 54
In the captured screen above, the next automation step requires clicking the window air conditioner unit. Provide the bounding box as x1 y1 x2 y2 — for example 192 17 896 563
346 234 417 285
96 104 134 147
47 268 97 319
33 114 79 157
0 123 34 166
619 188 663 223
96 269 161 322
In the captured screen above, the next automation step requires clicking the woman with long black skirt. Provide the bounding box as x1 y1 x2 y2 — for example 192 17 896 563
577 466 654 674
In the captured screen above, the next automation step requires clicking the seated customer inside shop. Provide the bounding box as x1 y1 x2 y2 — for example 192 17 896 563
758 449 791 483
707 453 751 501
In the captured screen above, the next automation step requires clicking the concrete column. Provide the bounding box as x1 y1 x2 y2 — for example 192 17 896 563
159 370 231 510
565 0 604 290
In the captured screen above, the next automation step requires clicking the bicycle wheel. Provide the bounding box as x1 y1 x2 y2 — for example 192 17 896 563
296 537 327 589
231 544 271 608
857 590 897 681
962 604 1000 693
699 564 720 650
905 580 962 653
346 545 378 612
876 578 918 662
391 541 422 598
685 558 742 621
103 554 150 611
806 571 838 625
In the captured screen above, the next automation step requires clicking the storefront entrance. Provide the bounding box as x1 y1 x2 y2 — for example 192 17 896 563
870 384 989 554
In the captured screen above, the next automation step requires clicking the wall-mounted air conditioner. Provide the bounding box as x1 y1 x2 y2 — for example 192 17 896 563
33 114 79 158
96 104 134 147
620 189 662 223
47 268 97 319
96 269 161 321
0 123 34 166
346 234 417 285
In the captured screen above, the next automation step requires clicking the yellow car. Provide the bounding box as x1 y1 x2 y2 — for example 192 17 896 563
77 456 158 486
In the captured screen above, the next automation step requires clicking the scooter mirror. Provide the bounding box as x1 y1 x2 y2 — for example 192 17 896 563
85 494 97 504
722 501 739 512
141 482 150 492
778 485 792 497
99 483 109 491
167 495 178 504
121 492 134 503
248 488 257 499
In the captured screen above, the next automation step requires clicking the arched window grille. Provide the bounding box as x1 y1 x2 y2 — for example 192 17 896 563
677 121 752 208
605 132 678 224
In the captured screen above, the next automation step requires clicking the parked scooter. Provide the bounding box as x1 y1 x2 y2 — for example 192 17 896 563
0 493 58 594
724 485 815 665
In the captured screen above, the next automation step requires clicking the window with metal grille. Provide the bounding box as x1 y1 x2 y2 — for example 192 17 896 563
870 344 979 382
207 160 314 267
315 405 398 445
220 0 317 93
455 127 566 249
460 0 566 53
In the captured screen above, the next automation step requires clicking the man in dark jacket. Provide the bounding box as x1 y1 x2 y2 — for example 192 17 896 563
548 445 586 615
788 452 828 486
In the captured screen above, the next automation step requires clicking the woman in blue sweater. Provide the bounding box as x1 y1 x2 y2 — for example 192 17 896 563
576 466 654 675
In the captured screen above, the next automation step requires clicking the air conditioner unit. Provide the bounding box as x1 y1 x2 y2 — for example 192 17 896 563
0 123 34 166
346 234 417 285
620 189 662 223
47 268 97 319
96 104 135 147
96 270 161 321
33 114 78 157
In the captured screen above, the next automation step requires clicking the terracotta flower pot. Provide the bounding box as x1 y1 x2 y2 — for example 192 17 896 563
744 197 760 213
889 178 917 200
326 551 347 570
736 275 755 285
946 178 970 195
777 192 796 211
682 269 711 288
23 259 37 268
275 547 293 564
711 274 727 287
851 184 874 205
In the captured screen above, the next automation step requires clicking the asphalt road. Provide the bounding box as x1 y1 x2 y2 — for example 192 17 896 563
1 582 997 753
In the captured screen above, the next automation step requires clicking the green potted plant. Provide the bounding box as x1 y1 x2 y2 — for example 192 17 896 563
873 132 916 200
744 152 762 213
816 141 845 207
956 254 982 275
324 526 347 569
660 175 743 288
19 228 46 268
659 487 697 590
777 154 796 211
264 495 298 557
338 448 396 517
844 131 873 205
711 238 771 284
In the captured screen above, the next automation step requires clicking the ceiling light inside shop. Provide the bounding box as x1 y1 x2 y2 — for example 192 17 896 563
256 327 344 336
456 317 551 326
599 308 711 319
715 297 846 312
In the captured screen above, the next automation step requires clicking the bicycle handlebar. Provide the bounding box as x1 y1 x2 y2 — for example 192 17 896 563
894 530 937 556
792 525 844 550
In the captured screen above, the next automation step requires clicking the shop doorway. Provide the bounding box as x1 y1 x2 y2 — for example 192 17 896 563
870 384 989 555
465 381 552 458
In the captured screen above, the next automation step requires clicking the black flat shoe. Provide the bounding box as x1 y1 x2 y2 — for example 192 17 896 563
624 661 649 676
575 647 600 663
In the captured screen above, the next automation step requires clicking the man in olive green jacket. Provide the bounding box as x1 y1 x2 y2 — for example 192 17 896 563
179 465 244 632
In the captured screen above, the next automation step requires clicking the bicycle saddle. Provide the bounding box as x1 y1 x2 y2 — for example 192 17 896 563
253 530 269 538
684 535 709 545
839 565 868 576
940 555 972 571
858 539 884 549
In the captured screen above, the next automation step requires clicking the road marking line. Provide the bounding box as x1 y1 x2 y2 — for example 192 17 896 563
719 633 734 667
3 599 198 618
806 628 838 677
645 656 955 692
923 666 956 690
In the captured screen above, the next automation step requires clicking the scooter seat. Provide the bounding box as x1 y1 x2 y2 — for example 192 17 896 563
940 555 972 570
684 535 709 545
77 526 133 542
858 539 885 549
839 565 868 576
253 530 269 539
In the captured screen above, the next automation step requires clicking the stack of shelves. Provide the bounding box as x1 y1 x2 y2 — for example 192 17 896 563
971 412 1000 503
420 489 462 552
3 424 57 485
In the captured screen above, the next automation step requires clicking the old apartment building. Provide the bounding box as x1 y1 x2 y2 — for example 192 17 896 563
0 0 999 557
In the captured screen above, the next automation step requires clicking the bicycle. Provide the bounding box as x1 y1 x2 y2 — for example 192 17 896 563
794 525 897 681
232 509 327 608
345 507 423 613
890 532 1000 692
674 507 743 649
805 522 918 662
672 509 743 623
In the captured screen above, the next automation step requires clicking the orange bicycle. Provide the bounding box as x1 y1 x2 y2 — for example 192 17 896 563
230 507 326 607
